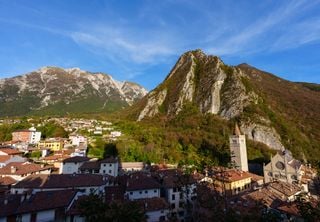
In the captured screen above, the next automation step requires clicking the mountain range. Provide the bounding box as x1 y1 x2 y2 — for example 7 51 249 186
0 50 319 161
0 67 147 116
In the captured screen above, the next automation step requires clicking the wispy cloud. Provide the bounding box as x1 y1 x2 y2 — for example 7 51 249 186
206 1 320 55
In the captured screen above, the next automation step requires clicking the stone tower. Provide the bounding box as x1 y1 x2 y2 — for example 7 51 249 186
229 123 248 171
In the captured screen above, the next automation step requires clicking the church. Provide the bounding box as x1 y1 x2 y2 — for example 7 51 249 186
263 150 302 184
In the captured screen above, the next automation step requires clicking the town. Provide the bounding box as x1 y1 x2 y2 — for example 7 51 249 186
0 118 318 222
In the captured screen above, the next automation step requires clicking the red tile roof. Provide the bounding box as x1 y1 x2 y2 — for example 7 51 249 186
16 190 77 214
13 174 110 189
0 176 17 186
63 156 90 163
0 148 22 155
0 162 52 176
0 156 11 163
0 194 22 217
135 197 169 212
126 173 161 191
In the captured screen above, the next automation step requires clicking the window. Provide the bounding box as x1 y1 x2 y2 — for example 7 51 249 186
171 203 175 209
103 170 106 174
109 164 112 167
173 188 177 192
145 190 148 194
139 191 142 194
109 170 112 174
172 194 175 200
103 164 106 167
154 190 157 193
179 193 183 199
130 192 133 195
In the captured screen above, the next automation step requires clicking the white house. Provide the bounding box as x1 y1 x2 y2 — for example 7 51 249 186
79 157 119 177
61 156 90 174
125 173 161 200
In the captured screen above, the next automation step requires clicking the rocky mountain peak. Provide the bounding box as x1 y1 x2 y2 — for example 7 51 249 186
0 67 147 116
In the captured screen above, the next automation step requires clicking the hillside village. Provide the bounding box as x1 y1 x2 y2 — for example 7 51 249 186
0 118 319 222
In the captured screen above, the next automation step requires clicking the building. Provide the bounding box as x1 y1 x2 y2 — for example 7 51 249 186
212 168 253 196
69 135 87 146
0 190 81 222
61 156 90 174
0 162 52 181
263 150 302 184
125 173 161 200
11 174 111 195
38 138 64 152
156 169 197 221
229 124 248 171
12 127 41 144
134 197 169 222
120 162 145 172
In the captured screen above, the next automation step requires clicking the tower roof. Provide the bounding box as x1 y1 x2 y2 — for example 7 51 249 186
234 123 241 136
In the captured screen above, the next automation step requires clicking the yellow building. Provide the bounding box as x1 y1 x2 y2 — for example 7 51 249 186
38 139 64 151
213 169 252 196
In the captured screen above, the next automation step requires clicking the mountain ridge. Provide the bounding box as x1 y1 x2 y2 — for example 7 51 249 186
125 49 320 161
0 66 147 117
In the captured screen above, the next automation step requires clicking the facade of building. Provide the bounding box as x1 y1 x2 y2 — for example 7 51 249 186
12 127 41 144
263 150 302 184
229 124 248 172
61 156 90 174
38 139 64 152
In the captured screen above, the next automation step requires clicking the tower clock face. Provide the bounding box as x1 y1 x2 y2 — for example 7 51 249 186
275 161 285 170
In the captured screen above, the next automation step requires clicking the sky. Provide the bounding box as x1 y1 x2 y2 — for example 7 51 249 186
0 0 320 90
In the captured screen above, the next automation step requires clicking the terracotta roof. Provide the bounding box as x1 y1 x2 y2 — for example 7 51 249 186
0 194 22 217
0 155 11 163
16 190 77 214
105 186 125 202
0 148 22 155
277 202 301 217
13 174 110 189
79 161 100 171
268 181 301 197
0 162 52 175
63 156 90 163
155 169 197 188
135 197 169 212
0 176 17 186
213 169 252 183
126 172 161 191
42 154 69 161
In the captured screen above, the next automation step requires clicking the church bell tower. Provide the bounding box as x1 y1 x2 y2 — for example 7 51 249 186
229 123 248 171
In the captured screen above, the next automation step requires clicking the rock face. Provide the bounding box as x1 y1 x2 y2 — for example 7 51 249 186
138 50 256 120
0 67 147 116
135 49 320 154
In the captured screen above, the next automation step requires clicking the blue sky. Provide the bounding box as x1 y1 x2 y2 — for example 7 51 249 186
0 0 320 90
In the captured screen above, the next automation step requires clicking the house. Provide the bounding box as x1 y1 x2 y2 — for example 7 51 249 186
125 173 161 200
0 162 52 181
12 127 41 144
61 156 90 174
0 190 80 222
78 157 119 177
69 135 87 146
38 138 64 152
11 174 111 195
263 150 302 184
135 197 169 222
156 169 197 221
212 168 252 196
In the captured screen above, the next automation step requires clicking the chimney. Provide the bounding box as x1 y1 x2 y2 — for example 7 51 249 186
11 166 17 174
